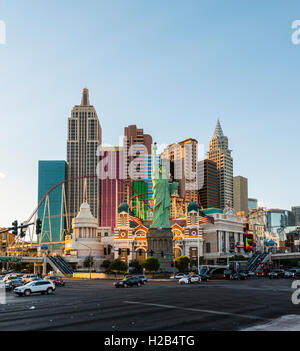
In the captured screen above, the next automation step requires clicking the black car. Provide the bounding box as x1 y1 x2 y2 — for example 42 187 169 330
209 268 226 279
114 276 143 288
224 269 233 280
232 271 248 280
269 269 285 279
45 276 65 287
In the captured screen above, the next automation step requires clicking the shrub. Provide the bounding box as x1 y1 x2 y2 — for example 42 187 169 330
142 257 160 272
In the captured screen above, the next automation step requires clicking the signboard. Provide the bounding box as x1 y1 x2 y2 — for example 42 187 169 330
0 257 21 263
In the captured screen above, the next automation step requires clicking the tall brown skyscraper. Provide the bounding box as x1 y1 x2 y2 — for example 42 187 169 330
123 125 152 205
161 138 198 204
198 159 218 209
207 119 233 209
67 88 102 225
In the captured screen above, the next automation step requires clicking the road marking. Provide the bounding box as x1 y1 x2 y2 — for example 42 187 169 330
242 314 300 331
123 301 268 321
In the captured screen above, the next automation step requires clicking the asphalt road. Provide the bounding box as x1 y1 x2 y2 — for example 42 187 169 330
0 277 299 331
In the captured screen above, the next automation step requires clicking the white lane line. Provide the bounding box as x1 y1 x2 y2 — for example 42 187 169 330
123 301 268 321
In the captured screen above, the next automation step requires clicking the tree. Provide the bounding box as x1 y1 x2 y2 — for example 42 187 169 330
229 255 248 262
142 257 160 272
110 259 128 273
101 260 111 269
129 259 142 272
175 256 190 272
83 255 94 268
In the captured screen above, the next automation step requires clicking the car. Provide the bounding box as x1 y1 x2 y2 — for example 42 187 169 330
44 276 65 287
269 269 285 279
3 274 18 282
14 280 55 296
171 273 188 280
224 269 233 280
9 279 23 289
179 275 201 284
247 271 256 278
284 268 300 279
0 282 12 291
22 275 40 284
133 275 147 284
209 268 226 279
0 275 5 281
232 272 248 280
256 269 266 277
114 276 143 288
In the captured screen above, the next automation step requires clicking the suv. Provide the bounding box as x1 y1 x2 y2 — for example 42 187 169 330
284 268 300 279
133 275 147 284
114 276 143 288
14 280 55 296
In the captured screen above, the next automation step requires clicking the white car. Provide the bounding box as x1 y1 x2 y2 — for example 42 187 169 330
14 280 55 296
22 274 40 284
179 275 201 284
172 273 188 280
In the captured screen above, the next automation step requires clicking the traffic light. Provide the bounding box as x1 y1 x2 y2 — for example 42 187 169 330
118 248 122 256
12 220 18 235
161 251 164 258
150 250 154 256
20 223 26 238
127 249 130 255
171 261 174 267
36 218 42 235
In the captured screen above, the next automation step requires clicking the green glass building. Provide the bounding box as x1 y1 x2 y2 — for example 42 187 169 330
133 181 148 220
38 161 68 249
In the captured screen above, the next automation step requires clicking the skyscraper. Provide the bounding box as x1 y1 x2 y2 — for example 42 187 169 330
207 120 233 209
99 146 124 230
198 159 218 209
67 88 102 225
38 161 68 249
292 206 300 226
233 176 248 215
161 138 198 204
123 125 152 210
248 198 258 210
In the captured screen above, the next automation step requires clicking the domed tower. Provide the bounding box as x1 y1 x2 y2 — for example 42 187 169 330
117 202 130 228
183 201 204 268
114 203 134 263
187 201 199 227
69 202 105 269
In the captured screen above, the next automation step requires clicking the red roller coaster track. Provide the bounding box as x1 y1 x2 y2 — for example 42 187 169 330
27 175 153 223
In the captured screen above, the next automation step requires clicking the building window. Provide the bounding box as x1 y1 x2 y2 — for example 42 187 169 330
206 243 211 253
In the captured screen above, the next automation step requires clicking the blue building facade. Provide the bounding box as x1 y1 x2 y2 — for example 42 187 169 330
38 161 68 249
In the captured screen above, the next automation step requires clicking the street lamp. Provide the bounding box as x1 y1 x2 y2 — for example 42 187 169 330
79 242 93 279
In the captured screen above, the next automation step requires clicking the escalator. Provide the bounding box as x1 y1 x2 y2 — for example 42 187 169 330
47 255 73 276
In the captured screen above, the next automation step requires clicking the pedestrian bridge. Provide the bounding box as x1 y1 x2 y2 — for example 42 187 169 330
271 252 300 260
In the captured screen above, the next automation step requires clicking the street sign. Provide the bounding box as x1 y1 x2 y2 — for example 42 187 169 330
0 257 21 263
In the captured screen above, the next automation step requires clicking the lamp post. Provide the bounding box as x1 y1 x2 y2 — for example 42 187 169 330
79 242 93 279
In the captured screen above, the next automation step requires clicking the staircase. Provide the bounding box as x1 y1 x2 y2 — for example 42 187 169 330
47 255 73 276
247 252 268 272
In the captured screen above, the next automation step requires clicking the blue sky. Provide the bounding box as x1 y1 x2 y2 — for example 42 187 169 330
0 0 300 226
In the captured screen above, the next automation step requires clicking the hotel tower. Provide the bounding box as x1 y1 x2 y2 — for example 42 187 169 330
67 88 102 225
207 119 233 209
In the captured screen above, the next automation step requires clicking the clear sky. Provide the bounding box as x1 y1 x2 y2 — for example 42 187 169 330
1 0 300 226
